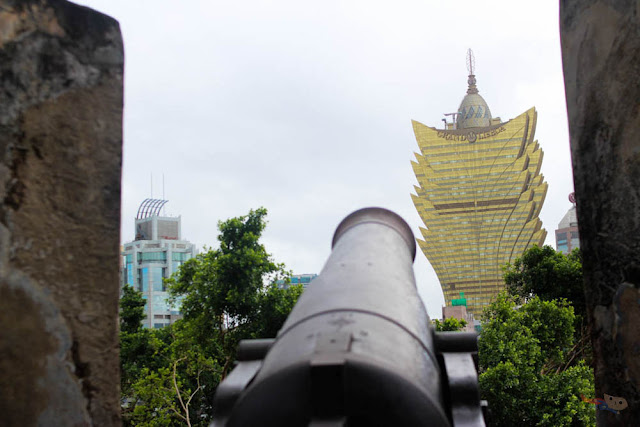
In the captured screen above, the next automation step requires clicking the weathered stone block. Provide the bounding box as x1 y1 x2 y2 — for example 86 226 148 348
561 0 640 425
0 1 123 425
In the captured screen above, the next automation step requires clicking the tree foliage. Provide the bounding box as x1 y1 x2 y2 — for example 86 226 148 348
479 293 595 426
120 208 302 426
503 245 591 365
123 326 220 427
504 245 584 316
120 284 146 334
166 207 297 377
252 281 304 338
434 317 467 331
119 285 162 400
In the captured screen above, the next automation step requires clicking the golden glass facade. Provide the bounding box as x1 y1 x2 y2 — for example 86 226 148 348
411 107 547 316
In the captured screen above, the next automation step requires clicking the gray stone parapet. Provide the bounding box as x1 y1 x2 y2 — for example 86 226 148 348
0 1 123 425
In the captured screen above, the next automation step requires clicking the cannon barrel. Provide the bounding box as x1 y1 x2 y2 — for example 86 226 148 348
212 207 484 426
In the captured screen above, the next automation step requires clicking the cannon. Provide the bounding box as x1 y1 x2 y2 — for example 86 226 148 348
211 207 485 426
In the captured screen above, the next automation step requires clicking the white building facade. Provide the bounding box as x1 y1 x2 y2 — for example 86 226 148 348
555 193 580 254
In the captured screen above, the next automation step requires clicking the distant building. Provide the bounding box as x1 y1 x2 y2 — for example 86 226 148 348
555 193 579 254
441 292 479 333
121 199 196 328
411 50 547 316
276 273 318 290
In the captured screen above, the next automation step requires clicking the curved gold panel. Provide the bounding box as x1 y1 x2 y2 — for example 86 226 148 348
411 107 547 316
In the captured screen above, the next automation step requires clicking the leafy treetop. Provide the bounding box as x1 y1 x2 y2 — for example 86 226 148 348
120 284 146 334
503 245 584 316
478 293 594 426
120 208 303 426
434 317 467 332
166 207 299 377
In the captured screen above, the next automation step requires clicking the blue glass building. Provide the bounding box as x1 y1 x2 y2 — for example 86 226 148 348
121 199 196 328
276 273 318 290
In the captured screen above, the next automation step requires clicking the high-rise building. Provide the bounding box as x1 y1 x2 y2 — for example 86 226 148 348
555 192 579 254
411 50 547 316
121 199 196 328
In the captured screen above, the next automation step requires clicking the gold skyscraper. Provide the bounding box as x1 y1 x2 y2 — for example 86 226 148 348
411 51 547 316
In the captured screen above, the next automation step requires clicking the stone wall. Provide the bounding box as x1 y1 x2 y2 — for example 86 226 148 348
0 1 123 425
561 0 640 425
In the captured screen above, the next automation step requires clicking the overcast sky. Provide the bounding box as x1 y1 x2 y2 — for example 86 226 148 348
76 0 573 318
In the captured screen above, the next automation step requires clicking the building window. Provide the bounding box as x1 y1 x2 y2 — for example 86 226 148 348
138 251 167 263
141 267 149 292
152 298 169 315
151 267 164 292
126 262 134 286
172 252 190 262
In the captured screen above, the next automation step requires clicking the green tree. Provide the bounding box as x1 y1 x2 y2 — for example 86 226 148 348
504 245 584 316
251 282 304 338
166 207 294 377
478 293 595 426
123 325 221 427
503 245 590 365
434 317 467 331
119 285 161 403
120 208 303 425
120 284 146 334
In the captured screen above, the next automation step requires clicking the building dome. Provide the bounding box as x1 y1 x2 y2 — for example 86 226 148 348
457 91 492 129
558 205 578 229
456 71 492 129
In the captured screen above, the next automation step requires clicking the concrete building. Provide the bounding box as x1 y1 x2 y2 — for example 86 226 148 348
441 308 478 333
122 199 196 328
439 292 479 333
411 50 547 316
555 193 579 254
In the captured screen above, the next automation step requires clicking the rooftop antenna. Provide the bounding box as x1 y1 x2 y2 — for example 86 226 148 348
150 173 153 198
162 173 166 216
466 48 475 76
466 48 478 94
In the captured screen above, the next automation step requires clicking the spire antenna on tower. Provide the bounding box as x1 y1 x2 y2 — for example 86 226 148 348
465 49 478 94
466 48 475 76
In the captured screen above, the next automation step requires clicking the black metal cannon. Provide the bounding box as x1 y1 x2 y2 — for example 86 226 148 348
211 207 485 426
